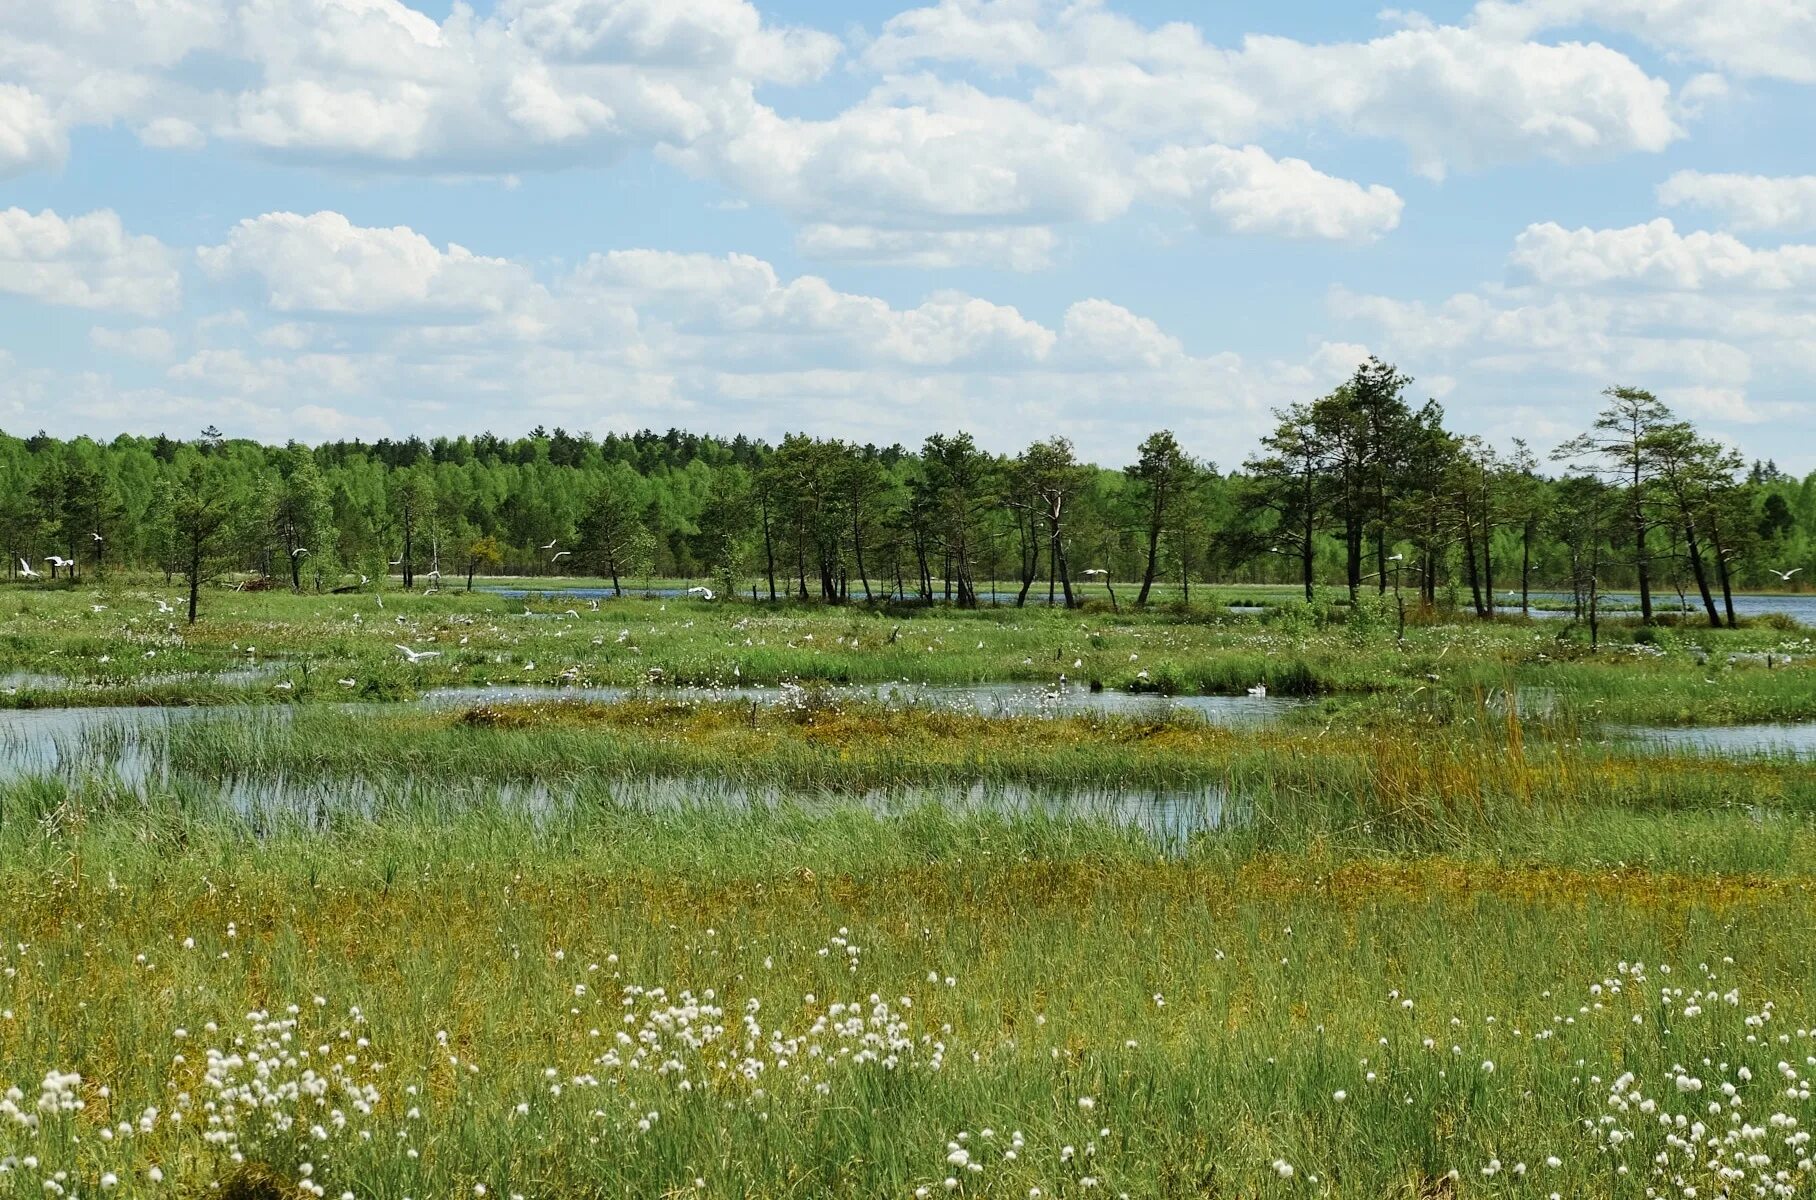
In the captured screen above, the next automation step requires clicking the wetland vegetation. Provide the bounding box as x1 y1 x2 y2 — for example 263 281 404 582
4 389 1816 1197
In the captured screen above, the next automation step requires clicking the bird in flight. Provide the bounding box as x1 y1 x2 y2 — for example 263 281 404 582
155 599 174 614
292 547 309 558
686 586 716 600
91 532 103 542
18 559 39 579
540 539 559 550
550 550 572 561
389 555 404 566
1082 568 1108 577
394 644 442 663
1769 567 1802 581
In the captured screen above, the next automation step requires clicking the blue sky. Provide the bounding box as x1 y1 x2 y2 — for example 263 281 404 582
2 0 1814 470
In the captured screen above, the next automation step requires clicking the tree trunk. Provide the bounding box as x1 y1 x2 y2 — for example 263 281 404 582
1481 486 1496 617
1301 512 1315 603
853 511 872 602
1684 522 1721 627
1015 511 1037 607
1137 504 1162 607
186 543 201 625
1709 519 1738 628
1345 520 1362 602
761 497 777 601
1521 519 1533 615
1633 458 1652 622
1463 514 1486 618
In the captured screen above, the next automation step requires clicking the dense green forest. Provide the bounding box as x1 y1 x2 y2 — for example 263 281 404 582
3 360 1812 622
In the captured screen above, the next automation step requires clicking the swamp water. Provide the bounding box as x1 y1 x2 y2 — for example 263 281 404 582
0 701 1233 851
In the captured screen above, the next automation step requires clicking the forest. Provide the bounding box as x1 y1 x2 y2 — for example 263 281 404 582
3 359 1811 622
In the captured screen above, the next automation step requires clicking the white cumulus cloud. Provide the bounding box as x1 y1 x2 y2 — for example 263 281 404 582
0 208 181 316
0 85 65 177
1139 144 1403 242
197 210 543 315
1659 172 1816 235
1511 219 1816 290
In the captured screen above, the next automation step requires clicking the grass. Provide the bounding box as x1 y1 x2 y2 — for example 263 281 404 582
0 577 1811 724
2 577 1816 1196
5 796 1816 1197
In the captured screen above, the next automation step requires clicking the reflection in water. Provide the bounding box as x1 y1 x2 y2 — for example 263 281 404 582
418 681 1302 724
1509 591 1815 625
1614 722 1816 758
0 706 1228 852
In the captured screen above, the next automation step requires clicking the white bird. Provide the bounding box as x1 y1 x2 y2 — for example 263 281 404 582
291 547 309 558
565 609 580 619
90 532 103 542
425 569 441 579
18 559 39 579
46 556 71 569
1248 684 1268 698
686 586 716 600
338 677 357 688
389 555 404 566
274 680 293 691
394 644 441 663
375 594 384 609
1082 568 1108 577
540 539 559 550
155 599 174 614
90 604 107 613
359 575 369 586
550 550 572 561
1770 567 1802 581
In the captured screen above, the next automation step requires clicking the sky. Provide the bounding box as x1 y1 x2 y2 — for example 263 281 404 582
1 0 1814 470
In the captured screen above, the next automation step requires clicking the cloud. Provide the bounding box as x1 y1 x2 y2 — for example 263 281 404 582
89 325 178 362
0 0 840 176
1658 171 1816 235
138 116 207 150
867 2 1683 178
197 210 543 315
0 208 182 316
1510 219 1816 290
1058 299 1183 367
500 0 841 84
571 248 1057 367
794 224 1058 272
668 78 1138 229
1138 144 1403 242
0 85 65 177
1470 0 1816 84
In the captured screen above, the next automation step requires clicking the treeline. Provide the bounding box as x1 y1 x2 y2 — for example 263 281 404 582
2 361 1813 623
